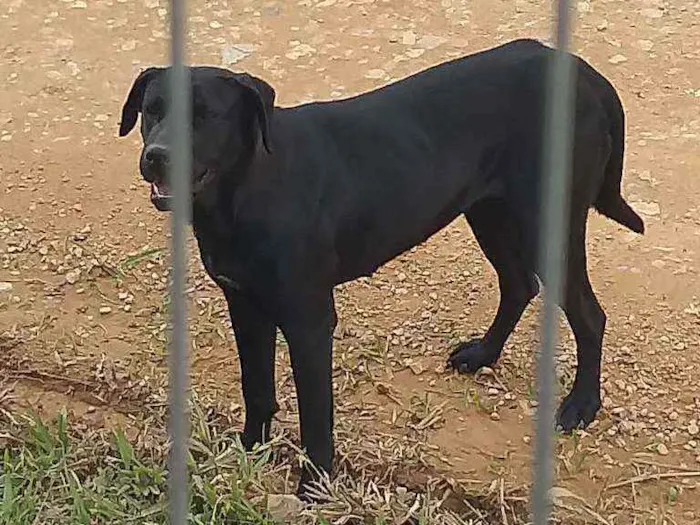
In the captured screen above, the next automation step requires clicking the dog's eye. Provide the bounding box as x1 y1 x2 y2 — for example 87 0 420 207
193 104 209 122
145 99 165 118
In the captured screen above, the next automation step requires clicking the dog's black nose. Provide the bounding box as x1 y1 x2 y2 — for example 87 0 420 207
145 144 169 166
142 144 169 182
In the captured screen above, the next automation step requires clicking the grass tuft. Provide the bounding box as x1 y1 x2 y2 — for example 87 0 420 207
1 404 277 524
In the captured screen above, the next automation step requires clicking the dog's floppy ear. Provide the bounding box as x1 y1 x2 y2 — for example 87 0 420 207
119 67 164 137
228 73 276 154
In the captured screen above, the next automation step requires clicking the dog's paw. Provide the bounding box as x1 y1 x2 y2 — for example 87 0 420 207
239 426 272 452
556 389 601 433
447 339 498 374
239 430 261 452
240 415 275 451
296 474 330 504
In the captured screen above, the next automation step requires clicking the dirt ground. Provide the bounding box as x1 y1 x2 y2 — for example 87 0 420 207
1 0 699 523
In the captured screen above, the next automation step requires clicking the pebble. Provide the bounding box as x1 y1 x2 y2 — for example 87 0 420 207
65 269 81 284
99 306 112 315
0 282 13 293
609 54 628 64
657 443 669 456
402 31 417 46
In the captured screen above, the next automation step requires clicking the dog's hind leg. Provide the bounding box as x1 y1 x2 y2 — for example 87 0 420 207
448 198 538 373
555 222 606 432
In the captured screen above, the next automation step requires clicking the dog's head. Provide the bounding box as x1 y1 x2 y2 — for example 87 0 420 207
118 66 275 211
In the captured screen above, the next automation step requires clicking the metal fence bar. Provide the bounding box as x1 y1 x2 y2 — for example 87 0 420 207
531 1 577 524
167 0 192 522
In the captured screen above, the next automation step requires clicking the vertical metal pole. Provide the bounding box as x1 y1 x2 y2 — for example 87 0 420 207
532 1 576 524
168 0 192 523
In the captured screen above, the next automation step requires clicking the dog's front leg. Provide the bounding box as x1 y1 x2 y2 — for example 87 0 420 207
279 292 337 499
224 289 279 450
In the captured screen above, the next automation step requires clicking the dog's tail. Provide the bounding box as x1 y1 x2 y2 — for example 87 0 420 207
592 75 645 235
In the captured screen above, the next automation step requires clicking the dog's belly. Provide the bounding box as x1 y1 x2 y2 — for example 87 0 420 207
332 194 474 284
330 159 501 284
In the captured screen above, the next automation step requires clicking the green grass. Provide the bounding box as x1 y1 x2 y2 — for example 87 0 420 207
119 247 166 272
0 407 277 525
0 390 519 525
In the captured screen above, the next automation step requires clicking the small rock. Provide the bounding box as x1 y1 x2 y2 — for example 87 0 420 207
689 422 699 436
99 306 112 315
418 35 447 50
576 1 590 13
634 201 661 217
402 31 417 46
365 69 387 80
638 39 654 51
641 8 663 19
65 269 81 284
609 54 628 65
266 494 304 522
221 44 254 65
406 48 426 59
657 443 669 456
409 362 424 375
490 412 501 421
0 282 13 293
120 40 137 52
395 486 409 502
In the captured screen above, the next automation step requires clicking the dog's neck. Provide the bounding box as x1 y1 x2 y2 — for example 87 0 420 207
190 137 262 243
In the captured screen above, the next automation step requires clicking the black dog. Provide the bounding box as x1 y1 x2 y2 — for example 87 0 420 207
119 38 644 496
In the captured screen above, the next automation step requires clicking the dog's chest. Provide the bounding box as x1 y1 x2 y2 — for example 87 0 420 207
195 228 275 297
202 251 241 291
193 228 246 292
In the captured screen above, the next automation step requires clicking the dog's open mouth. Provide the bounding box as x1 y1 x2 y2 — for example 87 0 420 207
148 170 212 212
150 181 173 211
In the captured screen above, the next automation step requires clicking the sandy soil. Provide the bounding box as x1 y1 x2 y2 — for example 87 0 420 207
1 0 699 523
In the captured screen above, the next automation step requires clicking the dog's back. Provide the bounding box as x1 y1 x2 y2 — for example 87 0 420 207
272 39 640 280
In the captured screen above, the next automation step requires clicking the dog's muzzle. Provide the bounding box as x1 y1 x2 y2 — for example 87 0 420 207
150 182 173 211
147 169 212 212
